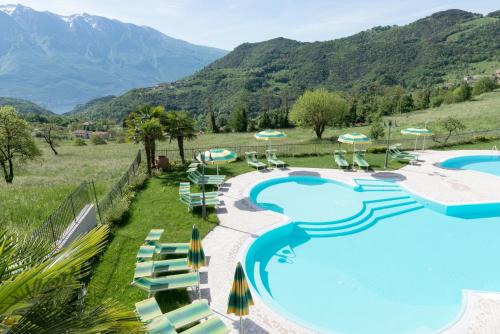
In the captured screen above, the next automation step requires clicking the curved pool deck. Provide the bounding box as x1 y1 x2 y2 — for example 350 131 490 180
195 149 500 333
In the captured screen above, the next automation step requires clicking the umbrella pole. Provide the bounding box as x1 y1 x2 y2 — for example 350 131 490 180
422 136 426 151
216 164 219 175
414 136 418 151
197 270 201 299
240 316 243 334
352 144 356 169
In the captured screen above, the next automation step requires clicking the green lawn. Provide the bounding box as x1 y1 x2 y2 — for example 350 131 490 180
0 139 139 233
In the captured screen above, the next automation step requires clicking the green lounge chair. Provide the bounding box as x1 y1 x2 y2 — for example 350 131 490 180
132 272 198 296
180 193 220 212
134 259 190 278
391 144 418 159
334 150 349 169
354 150 370 170
191 170 225 181
245 151 267 170
188 171 225 187
265 149 286 168
388 146 417 163
182 317 230 334
146 229 165 244
136 298 212 330
137 245 156 262
155 242 190 256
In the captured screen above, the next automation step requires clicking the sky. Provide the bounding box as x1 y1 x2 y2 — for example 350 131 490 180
0 0 498 50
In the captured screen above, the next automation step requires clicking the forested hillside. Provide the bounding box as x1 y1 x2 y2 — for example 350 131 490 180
70 9 500 122
0 97 54 115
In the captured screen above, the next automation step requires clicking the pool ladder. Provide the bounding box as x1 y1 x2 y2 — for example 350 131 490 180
493 145 498 153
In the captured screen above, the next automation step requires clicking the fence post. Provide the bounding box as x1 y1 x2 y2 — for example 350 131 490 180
91 180 103 224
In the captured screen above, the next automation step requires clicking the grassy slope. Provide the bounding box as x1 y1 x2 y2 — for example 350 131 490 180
0 140 139 233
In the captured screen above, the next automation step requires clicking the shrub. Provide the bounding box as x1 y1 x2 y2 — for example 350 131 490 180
472 77 497 96
430 95 444 107
90 134 107 145
74 138 86 146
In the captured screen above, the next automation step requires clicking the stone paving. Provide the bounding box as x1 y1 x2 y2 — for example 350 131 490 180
192 150 500 333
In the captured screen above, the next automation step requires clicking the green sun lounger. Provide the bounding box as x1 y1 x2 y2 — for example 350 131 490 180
265 149 286 168
245 151 267 170
188 173 225 187
136 298 212 328
154 242 190 256
390 144 418 159
354 151 370 170
182 317 230 334
334 150 349 169
180 193 220 211
134 259 190 278
146 229 165 244
191 170 225 181
132 272 198 296
388 146 417 163
137 245 156 262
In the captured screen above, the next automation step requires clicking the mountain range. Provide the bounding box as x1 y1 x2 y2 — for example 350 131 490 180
0 4 227 113
69 9 500 122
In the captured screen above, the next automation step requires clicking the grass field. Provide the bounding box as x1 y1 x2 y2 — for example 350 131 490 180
156 90 500 150
0 139 139 233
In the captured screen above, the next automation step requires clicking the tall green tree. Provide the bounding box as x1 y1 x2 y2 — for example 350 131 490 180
230 106 248 132
0 106 41 183
0 225 141 333
161 111 197 164
206 97 218 133
290 89 348 139
127 105 165 177
397 94 414 113
438 116 466 144
472 77 497 96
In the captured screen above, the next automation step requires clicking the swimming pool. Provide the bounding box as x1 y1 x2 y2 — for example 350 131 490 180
245 176 500 334
440 154 500 177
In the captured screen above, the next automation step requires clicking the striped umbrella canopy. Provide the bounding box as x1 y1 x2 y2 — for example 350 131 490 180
254 129 286 141
196 148 237 174
338 133 371 165
401 128 433 150
188 225 205 299
227 262 254 334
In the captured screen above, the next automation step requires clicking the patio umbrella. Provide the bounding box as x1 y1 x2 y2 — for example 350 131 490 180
338 133 371 165
255 129 286 150
401 128 432 151
188 225 205 299
227 262 254 334
196 148 237 175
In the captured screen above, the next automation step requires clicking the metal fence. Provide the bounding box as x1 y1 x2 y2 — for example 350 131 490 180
97 149 142 215
31 181 93 245
30 150 142 246
157 129 500 163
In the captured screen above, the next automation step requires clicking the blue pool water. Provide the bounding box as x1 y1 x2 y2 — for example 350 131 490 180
245 176 500 334
440 155 500 177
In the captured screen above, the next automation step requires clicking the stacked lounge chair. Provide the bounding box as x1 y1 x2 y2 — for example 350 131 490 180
245 151 267 170
334 150 349 169
388 144 418 163
354 150 370 171
179 183 219 211
265 149 286 168
136 298 230 334
132 230 198 297
187 169 225 187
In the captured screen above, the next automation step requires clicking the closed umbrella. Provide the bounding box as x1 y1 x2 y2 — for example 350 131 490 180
401 128 432 151
227 262 254 334
338 133 371 165
196 148 237 175
188 225 205 299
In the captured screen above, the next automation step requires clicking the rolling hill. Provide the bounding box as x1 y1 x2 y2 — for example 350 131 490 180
0 4 227 113
69 9 500 123
0 97 54 116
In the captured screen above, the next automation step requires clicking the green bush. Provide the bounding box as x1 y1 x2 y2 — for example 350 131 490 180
430 95 444 108
90 134 107 145
74 138 86 146
472 77 497 96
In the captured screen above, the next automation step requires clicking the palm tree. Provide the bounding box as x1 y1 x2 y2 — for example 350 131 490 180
0 225 142 333
161 111 197 164
127 105 165 177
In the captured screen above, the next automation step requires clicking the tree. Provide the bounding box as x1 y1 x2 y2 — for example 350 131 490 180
206 97 218 133
415 88 431 110
0 225 142 333
397 94 414 113
472 77 497 96
452 82 472 102
289 89 348 139
369 113 385 140
438 116 466 144
230 106 248 132
162 111 197 164
36 124 66 155
127 105 165 177
0 106 41 183
90 134 107 145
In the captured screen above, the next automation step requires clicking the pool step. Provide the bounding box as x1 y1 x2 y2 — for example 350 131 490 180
354 178 402 192
295 196 412 228
294 201 424 238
